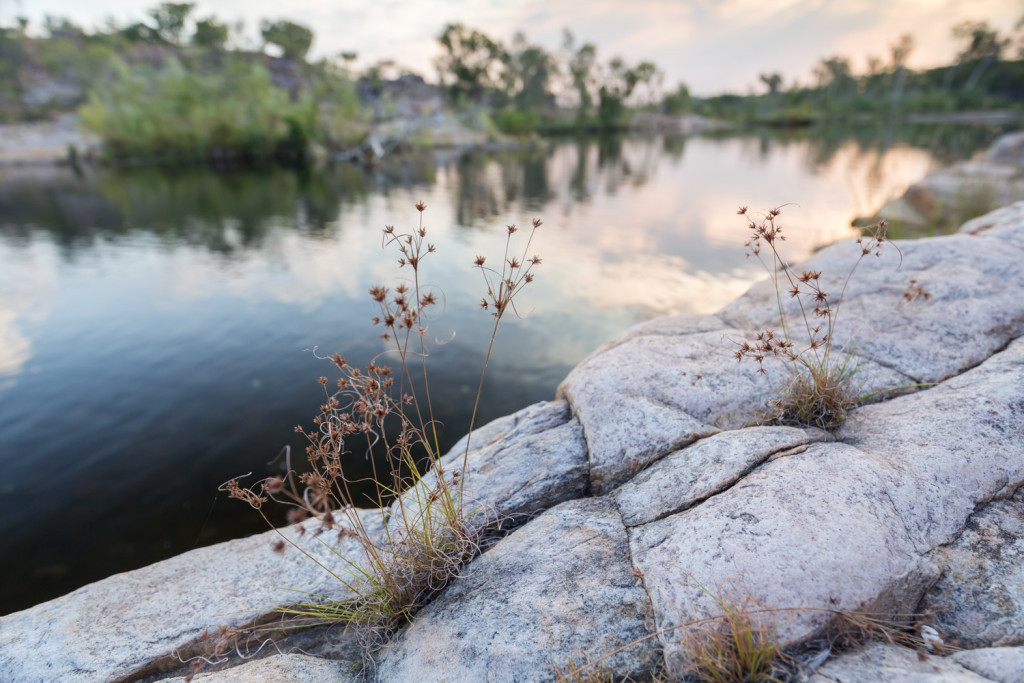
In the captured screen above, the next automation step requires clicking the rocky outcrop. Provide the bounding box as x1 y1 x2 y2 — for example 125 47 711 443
3 200 1024 682
871 130 1024 234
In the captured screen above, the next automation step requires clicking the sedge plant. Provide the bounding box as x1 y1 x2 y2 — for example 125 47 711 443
222 202 542 648
732 205 908 430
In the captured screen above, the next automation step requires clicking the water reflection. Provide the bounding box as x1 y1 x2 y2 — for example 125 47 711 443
0 123 1012 615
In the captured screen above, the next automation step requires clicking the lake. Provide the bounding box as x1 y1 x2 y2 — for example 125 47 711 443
0 123 1013 615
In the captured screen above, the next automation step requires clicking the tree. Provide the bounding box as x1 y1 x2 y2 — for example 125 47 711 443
888 33 914 112
662 83 691 115
499 33 557 111
596 57 660 127
562 30 597 115
759 72 783 95
260 19 314 60
953 20 1009 90
148 2 195 45
119 22 162 43
192 17 228 50
435 23 505 102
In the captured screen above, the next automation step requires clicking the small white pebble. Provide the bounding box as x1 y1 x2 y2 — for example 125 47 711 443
920 624 943 651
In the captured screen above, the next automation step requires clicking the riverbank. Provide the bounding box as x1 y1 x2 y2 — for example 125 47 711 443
2 196 1024 679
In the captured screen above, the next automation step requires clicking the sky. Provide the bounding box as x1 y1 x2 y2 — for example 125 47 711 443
4 0 1022 95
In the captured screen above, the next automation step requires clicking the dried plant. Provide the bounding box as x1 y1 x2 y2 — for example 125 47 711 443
733 205 906 430
221 203 542 648
551 583 945 683
675 585 791 683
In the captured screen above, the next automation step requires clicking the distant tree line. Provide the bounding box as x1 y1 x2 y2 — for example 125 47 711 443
697 18 1024 125
1 4 1021 157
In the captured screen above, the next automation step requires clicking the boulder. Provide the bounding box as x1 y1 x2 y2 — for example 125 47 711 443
959 200 1024 252
389 399 589 530
868 131 1024 232
629 441 936 675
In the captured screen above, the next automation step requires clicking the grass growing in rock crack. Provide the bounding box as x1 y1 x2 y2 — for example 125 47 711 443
220 203 542 653
733 205 917 430
552 585 946 683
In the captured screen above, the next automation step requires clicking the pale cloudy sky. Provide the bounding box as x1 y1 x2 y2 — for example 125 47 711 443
6 0 1023 94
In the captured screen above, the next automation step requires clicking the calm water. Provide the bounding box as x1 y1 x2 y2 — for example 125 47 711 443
0 125 1010 615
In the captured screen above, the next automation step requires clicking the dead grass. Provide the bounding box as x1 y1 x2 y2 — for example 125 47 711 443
220 203 542 650
733 205 908 430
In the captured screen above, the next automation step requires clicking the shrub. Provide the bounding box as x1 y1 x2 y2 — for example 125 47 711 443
80 57 317 160
733 206 903 430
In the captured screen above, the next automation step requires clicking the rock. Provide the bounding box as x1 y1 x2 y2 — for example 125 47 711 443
158 654 359 683
867 131 1024 232
629 441 936 676
807 642 991 682
952 646 1024 683
720 231 1024 384
390 400 589 529
920 488 1024 649
375 497 659 682
575 312 729 360
838 337 1024 551
959 200 1024 252
983 131 1024 166
560 322 912 494
613 425 828 527
0 510 385 683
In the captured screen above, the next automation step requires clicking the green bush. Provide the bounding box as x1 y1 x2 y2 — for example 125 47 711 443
493 108 541 135
80 56 317 160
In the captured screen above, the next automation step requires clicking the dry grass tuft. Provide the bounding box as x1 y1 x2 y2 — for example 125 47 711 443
676 586 791 683
733 205 907 430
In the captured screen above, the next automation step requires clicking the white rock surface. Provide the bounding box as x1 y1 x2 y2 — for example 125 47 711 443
613 425 828 526
396 400 589 529
629 441 936 675
159 654 359 683
0 510 384 683
807 642 992 682
374 497 659 682
952 646 1024 683
838 337 1024 551
921 488 1024 649
959 200 1024 252
720 231 1024 384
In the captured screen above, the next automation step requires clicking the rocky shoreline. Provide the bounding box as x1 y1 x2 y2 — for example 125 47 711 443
3 162 1024 681
3 201 1024 681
